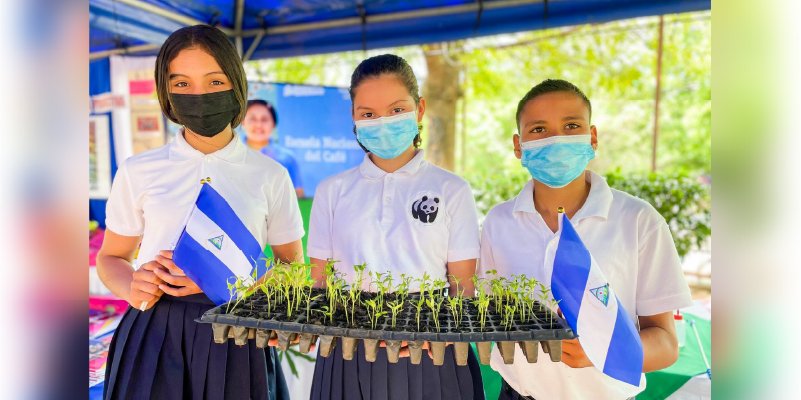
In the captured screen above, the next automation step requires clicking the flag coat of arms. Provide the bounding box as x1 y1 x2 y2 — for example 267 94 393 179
546 212 644 387
172 182 269 305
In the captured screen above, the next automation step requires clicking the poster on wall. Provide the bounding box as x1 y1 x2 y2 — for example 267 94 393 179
128 71 166 154
90 115 112 199
243 82 362 197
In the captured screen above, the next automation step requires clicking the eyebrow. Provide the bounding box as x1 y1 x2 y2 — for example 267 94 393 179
355 99 410 110
523 116 585 127
169 71 226 79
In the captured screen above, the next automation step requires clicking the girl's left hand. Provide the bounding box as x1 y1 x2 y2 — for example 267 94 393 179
561 338 594 368
154 250 203 296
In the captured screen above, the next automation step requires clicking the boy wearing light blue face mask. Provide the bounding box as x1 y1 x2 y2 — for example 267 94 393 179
479 79 691 400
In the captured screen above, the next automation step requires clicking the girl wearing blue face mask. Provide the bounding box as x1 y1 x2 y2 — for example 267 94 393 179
479 79 691 400
306 54 485 400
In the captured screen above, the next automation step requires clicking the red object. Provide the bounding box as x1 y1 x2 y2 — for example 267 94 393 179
89 228 105 266
129 79 156 95
674 310 683 321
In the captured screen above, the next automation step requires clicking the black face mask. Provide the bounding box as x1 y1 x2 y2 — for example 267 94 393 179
170 90 240 137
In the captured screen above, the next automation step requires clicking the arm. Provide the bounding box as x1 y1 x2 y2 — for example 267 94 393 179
96 230 164 310
310 257 328 288
447 259 476 297
271 239 304 264
639 312 679 371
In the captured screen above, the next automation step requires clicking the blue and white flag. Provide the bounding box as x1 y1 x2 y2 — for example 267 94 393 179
547 212 643 387
173 183 268 305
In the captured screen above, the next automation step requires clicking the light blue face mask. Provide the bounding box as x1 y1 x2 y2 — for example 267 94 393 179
520 134 596 188
355 111 419 159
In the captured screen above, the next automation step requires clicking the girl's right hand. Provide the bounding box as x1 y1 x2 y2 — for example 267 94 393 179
128 260 166 311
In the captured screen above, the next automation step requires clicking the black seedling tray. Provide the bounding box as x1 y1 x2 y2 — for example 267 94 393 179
198 290 575 343
197 290 575 366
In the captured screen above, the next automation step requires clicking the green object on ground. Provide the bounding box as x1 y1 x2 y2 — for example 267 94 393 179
640 313 711 400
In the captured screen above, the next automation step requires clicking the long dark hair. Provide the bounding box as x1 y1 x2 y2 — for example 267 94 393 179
154 25 248 128
349 54 423 149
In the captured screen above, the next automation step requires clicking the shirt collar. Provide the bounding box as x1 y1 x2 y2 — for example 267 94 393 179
513 171 613 221
169 129 247 163
358 150 427 180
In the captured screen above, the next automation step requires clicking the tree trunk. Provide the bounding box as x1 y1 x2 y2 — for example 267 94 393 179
422 43 462 171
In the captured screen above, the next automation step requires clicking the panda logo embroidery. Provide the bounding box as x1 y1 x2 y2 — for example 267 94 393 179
411 195 440 223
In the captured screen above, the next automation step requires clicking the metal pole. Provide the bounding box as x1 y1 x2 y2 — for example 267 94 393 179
651 15 664 172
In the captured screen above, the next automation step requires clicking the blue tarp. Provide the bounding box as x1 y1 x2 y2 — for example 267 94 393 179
91 0 710 60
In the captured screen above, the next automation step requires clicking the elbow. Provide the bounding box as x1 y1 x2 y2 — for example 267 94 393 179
643 330 680 372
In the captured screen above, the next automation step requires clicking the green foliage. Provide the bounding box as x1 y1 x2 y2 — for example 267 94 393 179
605 170 711 258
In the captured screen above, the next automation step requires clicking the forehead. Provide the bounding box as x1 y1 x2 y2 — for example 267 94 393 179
352 74 413 107
519 91 590 121
168 47 223 75
246 104 271 116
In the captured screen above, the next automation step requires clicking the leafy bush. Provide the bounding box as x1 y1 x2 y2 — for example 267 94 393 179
604 170 710 258
467 170 711 258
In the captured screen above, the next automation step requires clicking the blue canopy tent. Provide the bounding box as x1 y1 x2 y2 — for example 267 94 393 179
91 0 710 60
88 0 710 224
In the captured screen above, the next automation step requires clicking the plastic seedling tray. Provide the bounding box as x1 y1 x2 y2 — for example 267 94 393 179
198 289 575 366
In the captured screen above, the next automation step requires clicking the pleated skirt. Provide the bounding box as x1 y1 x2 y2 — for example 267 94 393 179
310 340 485 400
103 294 288 400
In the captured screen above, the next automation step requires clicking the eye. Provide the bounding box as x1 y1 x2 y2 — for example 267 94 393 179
211 80 225 86
566 123 581 130
174 81 188 88
392 107 404 114
530 126 546 134
361 112 374 118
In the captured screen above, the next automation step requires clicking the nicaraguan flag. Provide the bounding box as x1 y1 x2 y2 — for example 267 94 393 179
547 212 643 386
173 183 268 305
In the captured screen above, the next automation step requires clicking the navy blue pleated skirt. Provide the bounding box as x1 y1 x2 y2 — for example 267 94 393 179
103 294 288 400
310 340 485 400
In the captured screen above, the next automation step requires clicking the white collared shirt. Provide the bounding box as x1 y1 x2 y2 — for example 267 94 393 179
307 150 480 290
479 171 692 400
105 131 305 269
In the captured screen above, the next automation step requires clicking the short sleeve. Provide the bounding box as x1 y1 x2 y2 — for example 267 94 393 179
104 161 144 236
306 179 334 260
265 169 305 245
636 211 693 316
446 182 480 262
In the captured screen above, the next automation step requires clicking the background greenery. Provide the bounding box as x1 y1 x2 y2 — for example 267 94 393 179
247 11 711 256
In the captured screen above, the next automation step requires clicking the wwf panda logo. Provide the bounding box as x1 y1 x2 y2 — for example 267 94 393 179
411 195 440 223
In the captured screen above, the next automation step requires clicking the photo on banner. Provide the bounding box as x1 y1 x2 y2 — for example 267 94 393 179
243 81 364 197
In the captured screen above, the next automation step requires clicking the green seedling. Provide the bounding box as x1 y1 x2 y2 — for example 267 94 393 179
387 300 404 329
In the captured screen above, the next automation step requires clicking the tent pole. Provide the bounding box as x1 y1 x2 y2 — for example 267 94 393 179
243 31 264 61
651 15 664 172
234 0 244 57
89 44 161 60
115 0 235 35
239 0 543 37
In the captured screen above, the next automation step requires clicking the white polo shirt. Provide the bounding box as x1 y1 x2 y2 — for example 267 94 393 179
307 150 480 290
105 131 305 269
479 171 692 400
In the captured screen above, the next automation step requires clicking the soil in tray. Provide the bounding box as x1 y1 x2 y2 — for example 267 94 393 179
224 288 567 334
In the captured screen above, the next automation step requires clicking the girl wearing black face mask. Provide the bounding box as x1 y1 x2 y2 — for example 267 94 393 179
96 25 305 400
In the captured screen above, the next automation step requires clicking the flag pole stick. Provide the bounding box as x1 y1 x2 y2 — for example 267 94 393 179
688 319 711 380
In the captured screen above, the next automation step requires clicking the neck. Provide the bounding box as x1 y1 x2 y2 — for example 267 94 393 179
369 146 417 173
184 127 234 155
246 139 269 150
532 171 591 219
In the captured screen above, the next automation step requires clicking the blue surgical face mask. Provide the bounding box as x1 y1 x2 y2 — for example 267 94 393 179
355 111 419 159
520 134 596 188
